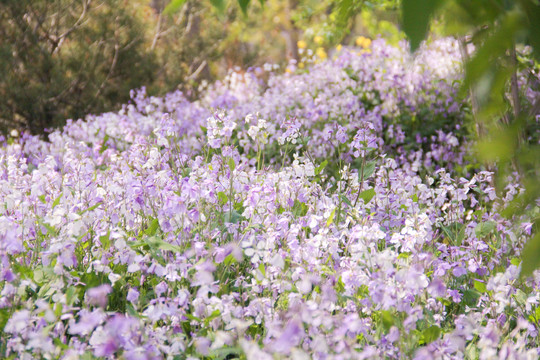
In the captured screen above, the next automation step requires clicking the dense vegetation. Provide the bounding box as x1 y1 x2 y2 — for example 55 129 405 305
1 37 539 359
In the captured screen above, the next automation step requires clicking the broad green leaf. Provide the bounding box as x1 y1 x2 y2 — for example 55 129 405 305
475 130 516 162
209 0 226 13
163 0 187 15
217 191 229 205
238 0 250 15
475 221 496 238
463 10 523 90
145 236 182 252
422 325 441 343
99 231 111 250
292 200 308 217
380 310 394 331
357 188 376 204
519 0 540 61
401 0 445 51
224 209 244 224
359 160 376 180
521 232 540 278
473 280 487 293
145 218 160 236
227 157 236 172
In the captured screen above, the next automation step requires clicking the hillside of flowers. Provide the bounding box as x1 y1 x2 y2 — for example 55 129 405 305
1 38 539 359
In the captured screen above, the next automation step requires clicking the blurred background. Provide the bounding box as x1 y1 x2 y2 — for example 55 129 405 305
0 0 401 135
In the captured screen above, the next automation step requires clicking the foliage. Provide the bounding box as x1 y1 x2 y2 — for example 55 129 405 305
400 0 540 276
0 0 156 134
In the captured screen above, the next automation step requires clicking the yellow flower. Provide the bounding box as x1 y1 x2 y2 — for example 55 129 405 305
362 38 372 49
355 36 366 47
316 47 327 60
297 40 307 49
298 62 305 69
355 36 372 49
336 44 343 52
314 35 324 45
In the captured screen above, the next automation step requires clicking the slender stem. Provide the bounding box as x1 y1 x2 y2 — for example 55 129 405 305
353 154 366 207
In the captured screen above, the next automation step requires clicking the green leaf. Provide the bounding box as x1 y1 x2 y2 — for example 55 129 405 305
209 0 226 13
292 200 308 217
519 0 540 61
521 232 540 278
401 0 444 51
380 310 394 331
315 160 328 175
209 346 243 360
473 280 487 293
227 157 236 172
145 236 181 252
145 218 160 236
52 193 62 209
422 325 441 344
99 134 110 154
99 231 111 250
326 208 336 227
463 11 523 90
224 210 244 224
340 194 352 207
163 0 187 15
357 188 376 204
359 160 376 180
475 221 496 238
238 0 250 15
217 191 229 205
78 202 102 215
441 222 465 245
258 263 266 277
462 289 481 307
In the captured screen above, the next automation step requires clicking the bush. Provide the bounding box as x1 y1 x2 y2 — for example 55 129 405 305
0 0 160 134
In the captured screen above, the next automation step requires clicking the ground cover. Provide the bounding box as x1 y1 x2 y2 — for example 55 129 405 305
0 38 539 359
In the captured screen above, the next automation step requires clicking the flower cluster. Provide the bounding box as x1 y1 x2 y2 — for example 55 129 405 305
0 38 539 360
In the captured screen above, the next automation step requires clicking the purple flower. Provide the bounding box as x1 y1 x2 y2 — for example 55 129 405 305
86 284 112 308
127 288 139 304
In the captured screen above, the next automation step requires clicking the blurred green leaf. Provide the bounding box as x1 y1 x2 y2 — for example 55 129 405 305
463 11 523 90
359 160 376 180
473 280 487 293
402 0 445 51
475 130 516 162
474 221 496 238
519 0 540 61
381 310 394 330
163 0 187 15
422 325 441 343
521 231 540 278
210 0 226 13
238 0 250 15
357 188 376 204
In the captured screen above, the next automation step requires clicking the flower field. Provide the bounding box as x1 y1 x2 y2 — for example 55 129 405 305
1 38 539 359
